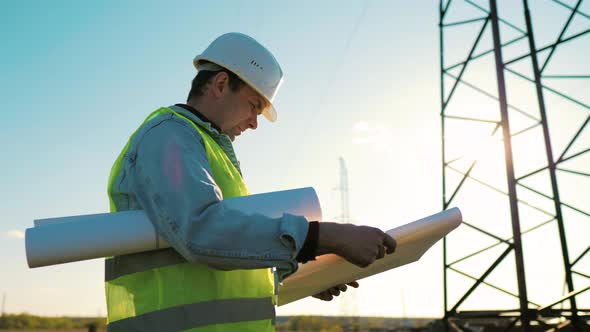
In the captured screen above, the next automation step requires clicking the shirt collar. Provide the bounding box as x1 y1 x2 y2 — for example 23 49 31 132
174 103 222 133
168 104 242 175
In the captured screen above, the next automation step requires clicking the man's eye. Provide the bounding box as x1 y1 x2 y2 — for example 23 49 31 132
250 102 262 115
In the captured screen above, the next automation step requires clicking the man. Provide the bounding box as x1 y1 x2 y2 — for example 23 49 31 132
105 32 396 332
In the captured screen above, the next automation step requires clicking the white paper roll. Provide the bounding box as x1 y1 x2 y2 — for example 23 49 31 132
26 210 164 268
277 207 462 306
26 187 322 268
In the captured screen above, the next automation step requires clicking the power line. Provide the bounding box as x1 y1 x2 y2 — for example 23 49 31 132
281 1 372 188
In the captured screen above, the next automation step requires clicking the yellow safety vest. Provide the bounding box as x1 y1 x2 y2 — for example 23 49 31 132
105 107 275 332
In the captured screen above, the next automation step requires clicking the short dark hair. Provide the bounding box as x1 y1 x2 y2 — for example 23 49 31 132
186 69 246 102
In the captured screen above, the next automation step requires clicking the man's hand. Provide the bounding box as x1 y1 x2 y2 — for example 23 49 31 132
312 281 360 301
317 222 396 268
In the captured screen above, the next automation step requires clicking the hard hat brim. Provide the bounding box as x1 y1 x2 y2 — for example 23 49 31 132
263 104 277 122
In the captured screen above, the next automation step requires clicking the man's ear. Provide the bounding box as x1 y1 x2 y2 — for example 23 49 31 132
211 72 229 98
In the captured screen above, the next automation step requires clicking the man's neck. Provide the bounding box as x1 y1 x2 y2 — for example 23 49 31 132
178 102 222 133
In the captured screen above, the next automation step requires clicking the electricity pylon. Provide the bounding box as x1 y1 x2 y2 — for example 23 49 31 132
440 0 590 330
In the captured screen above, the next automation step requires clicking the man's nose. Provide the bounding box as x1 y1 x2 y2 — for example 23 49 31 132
248 114 258 130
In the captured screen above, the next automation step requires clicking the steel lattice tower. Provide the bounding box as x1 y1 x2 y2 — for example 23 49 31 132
440 0 590 331
338 157 351 223
335 157 360 323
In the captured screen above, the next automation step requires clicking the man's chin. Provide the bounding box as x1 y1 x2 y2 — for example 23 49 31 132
231 131 242 142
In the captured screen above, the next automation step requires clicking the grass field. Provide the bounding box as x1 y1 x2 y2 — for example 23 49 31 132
1 330 105 332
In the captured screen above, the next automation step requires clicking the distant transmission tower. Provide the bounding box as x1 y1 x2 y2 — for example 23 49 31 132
2 292 6 316
337 157 351 223
335 157 360 321
440 0 589 331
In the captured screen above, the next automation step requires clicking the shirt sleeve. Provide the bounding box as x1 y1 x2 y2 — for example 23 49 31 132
125 116 309 280
296 221 319 263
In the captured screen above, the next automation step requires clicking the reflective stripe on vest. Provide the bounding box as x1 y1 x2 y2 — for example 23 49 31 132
107 298 275 332
104 248 185 282
106 107 275 332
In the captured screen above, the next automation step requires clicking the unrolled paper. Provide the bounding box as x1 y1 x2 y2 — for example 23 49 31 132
277 207 462 306
26 187 322 268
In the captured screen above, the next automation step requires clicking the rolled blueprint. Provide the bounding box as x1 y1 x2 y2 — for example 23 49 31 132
26 187 322 268
277 207 462 306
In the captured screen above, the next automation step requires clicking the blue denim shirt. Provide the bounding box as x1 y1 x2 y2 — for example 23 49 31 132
109 105 309 280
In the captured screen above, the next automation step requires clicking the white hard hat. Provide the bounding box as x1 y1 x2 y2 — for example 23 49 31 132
194 32 284 122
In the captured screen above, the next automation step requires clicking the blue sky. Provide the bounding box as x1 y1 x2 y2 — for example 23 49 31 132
1 0 589 318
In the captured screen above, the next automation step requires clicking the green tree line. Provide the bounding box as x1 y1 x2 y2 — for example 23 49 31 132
0 314 105 329
276 316 358 332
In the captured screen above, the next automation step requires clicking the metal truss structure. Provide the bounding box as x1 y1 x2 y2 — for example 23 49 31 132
440 0 590 331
